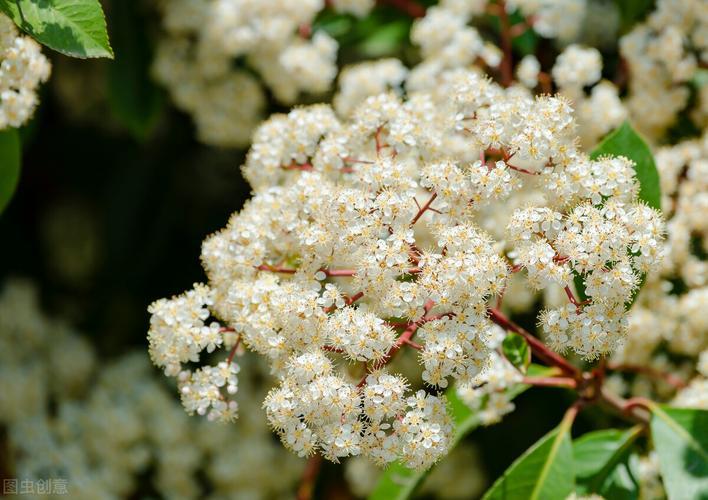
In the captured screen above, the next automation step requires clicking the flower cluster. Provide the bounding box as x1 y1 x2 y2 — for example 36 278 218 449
456 334 524 425
148 62 664 468
607 133 708 411
0 14 51 129
0 280 303 499
152 0 374 146
148 284 240 421
620 0 708 138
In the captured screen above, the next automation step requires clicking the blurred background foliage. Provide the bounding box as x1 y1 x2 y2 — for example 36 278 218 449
0 0 672 497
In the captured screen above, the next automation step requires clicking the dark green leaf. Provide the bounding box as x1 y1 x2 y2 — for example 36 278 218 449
483 410 576 500
0 0 113 59
613 0 654 32
502 333 530 374
590 121 661 211
573 426 642 493
107 0 163 140
368 365 553 500
0 128 21 215
599 456 640 500
650 405 708 500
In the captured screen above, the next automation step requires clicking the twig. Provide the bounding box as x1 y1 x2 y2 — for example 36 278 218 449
296 454 323 500
488 307 579 376
410 192 438 226
496 0 514 87
607 363 687 390
523 376 577 389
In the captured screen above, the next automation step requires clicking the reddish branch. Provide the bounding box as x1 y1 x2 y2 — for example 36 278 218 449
487 307 580 376
523 376 577 389
506 162 540 175
282 162 314 171
296 454 323 500
377 0 426 17
599 388 650 425
496 1 514 87
564 285 589 311
411 192 438 226
226 335 242 365
608 363 687 390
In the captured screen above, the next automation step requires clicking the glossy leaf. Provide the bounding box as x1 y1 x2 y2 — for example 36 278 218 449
483 409 576 500
573 426 642 494
368 365 552 500
0 0 113 59
650 405 708 500
502 333 531 374
0 128 21 215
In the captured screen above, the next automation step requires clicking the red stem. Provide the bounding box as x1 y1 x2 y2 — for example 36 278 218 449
296 454 323 500
523 376 577 389
497 0 514 87
608 363 687 390
226 336 242 365
488 307 579 376
411 192 438 226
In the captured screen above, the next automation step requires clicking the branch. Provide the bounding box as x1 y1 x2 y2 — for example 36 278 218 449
488 307 579 376
410 192 438 226
598 388 650 425
607 363 687 390
296 454 323 500
523 376 577 389
496 0 514 87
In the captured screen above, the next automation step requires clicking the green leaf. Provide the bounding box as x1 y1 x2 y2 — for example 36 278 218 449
502 333 530 374
693 69 708 89
107 0 163 140
0 0 113 59
590 121 661 211
357 20 410 57
613 0 654 32
368 365 553 500
599 456 640 500
483 409 576 500
0 128 21 215
650 405 708 500
573 426 642 493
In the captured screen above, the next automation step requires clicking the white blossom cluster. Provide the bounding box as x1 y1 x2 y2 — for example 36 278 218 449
152 0 373 146
620 0 708 139
337 1 625 150
456 336 524 425
608 133 708 410
514 44 626 147
148 283 240 422
508 0 587 43
0 280 303 500
148 64 664 469
0 14 51 129
407 0 588 92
